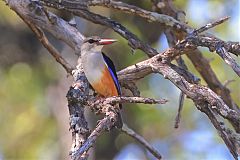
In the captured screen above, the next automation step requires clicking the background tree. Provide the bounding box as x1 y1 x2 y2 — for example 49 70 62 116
0 0 239 160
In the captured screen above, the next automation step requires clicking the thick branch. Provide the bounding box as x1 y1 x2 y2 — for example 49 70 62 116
84 96 168 116
6 0 84 50
66 66 91 159
151 62 240 123
118 55 240 128
88 96 168 112
157 0 239 113
104 96 168 105
71 112 117 160
186 50 238 109
157 1 240 157
198 104 240 159
42 0 240 57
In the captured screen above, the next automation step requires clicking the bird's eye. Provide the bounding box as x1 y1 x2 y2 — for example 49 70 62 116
88 39 95 44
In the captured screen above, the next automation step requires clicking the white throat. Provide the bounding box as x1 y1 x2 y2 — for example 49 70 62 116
81 50 106 85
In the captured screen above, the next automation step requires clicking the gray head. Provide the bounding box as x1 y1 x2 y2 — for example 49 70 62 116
81 36 117 54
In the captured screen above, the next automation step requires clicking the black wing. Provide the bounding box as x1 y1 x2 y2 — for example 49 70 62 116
102 52 121 95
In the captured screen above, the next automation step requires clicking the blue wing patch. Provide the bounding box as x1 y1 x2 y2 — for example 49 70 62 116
102 52 121 95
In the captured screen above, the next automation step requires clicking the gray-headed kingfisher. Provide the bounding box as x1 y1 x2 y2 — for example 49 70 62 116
80 36 123 128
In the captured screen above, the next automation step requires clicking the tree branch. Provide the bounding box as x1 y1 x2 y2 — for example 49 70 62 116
191 16 230 34
25 21 74 73
216 44 240 76
198 104 240 159
155 0 239 112
121 124 162 159
71 111 117 160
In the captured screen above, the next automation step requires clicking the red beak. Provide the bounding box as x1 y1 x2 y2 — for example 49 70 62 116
98 39 117 45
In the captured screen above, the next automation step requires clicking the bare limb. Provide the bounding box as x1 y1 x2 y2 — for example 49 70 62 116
198 104 240 159
152 4 240 157
40 0 191 33
87 0 190 32
25 21 74 73
174 92 185 129
156 0 239 113
41 0 240 57
152 0 239 120
71 111 117 160
186 50 238 110
118 55 240 123
150 62 240 124
122 124 162 159
66 64 90 159
216 44 240 76
5 0 85 50
191 16 230 35
228 41 240 56
91 96 168 105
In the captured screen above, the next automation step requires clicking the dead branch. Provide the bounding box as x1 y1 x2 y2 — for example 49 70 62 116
94 96 168 105
186 50 237 110
154 0 238 112
174 91 185 129
66 64 90 160
216 44 240 76
192 16 230 34
71 108 118 160
122 124 162 159
41 0 240 57
25 21 74 73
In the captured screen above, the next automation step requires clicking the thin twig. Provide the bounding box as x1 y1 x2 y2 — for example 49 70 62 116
26 22 74 73
87 96 167 116
121 123 162 159
192 16 230 35
216 44 240 77
174 92 185 129
223 79 235 87
164 28 188 129
99 96 168 105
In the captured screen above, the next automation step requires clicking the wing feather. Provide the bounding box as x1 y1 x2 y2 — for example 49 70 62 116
102 53 121 95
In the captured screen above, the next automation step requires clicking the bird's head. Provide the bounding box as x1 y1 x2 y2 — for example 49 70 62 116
81 36 117 53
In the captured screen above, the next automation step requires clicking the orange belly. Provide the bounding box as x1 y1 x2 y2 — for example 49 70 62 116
92 66 119 97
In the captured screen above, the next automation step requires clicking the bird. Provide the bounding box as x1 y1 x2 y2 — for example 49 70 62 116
80 36 123 128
